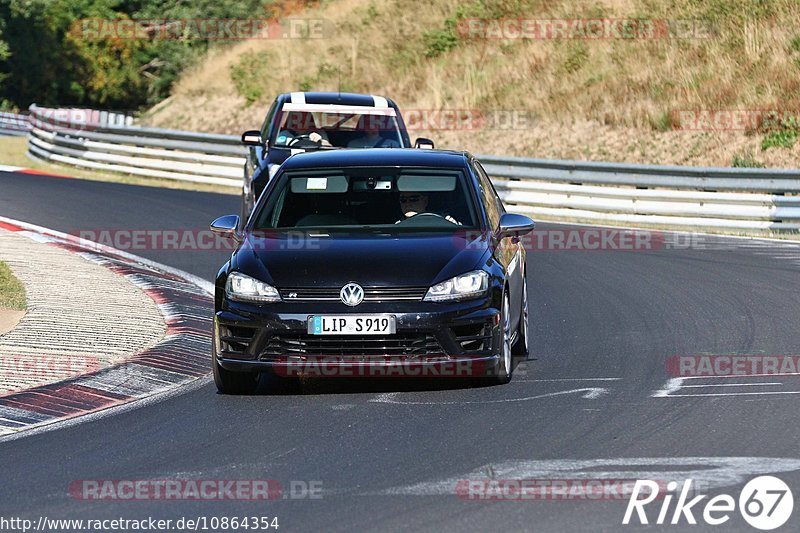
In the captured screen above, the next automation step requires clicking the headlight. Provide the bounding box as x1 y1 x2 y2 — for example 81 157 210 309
225 272 281 303
424 270 489 302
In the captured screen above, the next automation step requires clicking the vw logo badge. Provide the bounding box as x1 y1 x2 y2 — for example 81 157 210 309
340 283 364 306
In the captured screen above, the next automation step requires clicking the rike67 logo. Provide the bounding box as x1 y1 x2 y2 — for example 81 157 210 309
623 476 793 530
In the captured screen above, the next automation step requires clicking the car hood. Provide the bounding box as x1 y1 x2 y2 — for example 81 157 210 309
232 230 491 288
266 145 338 165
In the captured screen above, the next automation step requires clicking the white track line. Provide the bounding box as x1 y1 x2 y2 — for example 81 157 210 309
513 377 621 382
371 387 608 405
668 391 800 397
679 382 782 388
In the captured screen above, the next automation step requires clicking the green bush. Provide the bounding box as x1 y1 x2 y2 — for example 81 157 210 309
0 0 268 110
762 129 798 150
761 116 800 151
230 51 264 105
422 1 501 58
731 153 765 168
422 20 459 58
649 110 678 132
790 34 800 52
562 43 589 74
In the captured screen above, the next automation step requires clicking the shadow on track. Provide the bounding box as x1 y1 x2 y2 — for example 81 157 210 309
232 360 530 396
249 375 478 395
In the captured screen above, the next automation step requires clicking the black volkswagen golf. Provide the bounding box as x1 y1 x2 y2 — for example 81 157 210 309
210 149 535 394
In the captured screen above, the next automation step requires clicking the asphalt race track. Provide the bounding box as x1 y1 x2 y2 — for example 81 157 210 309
2 170 800 531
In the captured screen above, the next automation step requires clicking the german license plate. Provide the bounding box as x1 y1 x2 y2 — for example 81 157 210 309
308 315 396 335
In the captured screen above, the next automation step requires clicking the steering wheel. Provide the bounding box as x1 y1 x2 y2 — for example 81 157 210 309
397 212 459 226
406 212 445 220
287 132 331 149
287 133 320 149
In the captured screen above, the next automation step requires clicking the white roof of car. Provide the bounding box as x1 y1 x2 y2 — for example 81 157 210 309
280 102 397 116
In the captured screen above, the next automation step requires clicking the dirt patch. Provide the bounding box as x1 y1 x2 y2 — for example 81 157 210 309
0 308 25 336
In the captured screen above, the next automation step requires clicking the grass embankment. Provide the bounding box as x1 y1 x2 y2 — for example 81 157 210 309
144 0 800 168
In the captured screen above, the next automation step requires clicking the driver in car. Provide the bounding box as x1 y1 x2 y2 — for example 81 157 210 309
276 111 331 147
397 192 460 225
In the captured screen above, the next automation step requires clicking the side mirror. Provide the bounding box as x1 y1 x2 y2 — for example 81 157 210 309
414 137 434 149
210 215 241 240
241 130 263 146
497 213 535 239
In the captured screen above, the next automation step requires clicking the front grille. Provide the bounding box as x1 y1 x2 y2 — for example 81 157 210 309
260 333 442 358
279 286 427 302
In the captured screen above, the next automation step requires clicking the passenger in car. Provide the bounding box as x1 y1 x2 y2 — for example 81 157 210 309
347 116 400 148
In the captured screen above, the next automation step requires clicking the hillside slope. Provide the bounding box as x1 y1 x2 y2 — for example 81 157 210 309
144 0 800 168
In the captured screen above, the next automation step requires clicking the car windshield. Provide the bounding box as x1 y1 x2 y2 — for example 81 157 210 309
271 109 404 149
252 167 479 231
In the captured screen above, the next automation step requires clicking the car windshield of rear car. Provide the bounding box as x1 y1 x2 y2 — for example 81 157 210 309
271 110 404 149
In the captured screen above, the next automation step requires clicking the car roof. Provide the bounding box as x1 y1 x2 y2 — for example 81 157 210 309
280 149 472 170
278 92 398 108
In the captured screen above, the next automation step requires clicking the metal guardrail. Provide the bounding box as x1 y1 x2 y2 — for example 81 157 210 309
23 104 800 232
27 105 244 187
480 155 800 232
0 112 31 136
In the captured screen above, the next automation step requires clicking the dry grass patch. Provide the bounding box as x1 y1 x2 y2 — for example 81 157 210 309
143 0 800 167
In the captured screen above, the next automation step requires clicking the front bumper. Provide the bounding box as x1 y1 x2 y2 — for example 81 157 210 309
214 298 501 377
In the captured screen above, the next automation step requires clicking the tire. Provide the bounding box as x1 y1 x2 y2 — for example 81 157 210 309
512 275 530 358
476 293 513 386
212 330 260 395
